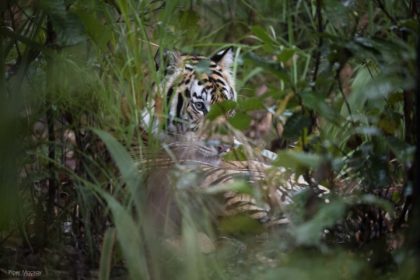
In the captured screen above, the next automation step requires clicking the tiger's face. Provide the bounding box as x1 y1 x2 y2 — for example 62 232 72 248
152 48 237 135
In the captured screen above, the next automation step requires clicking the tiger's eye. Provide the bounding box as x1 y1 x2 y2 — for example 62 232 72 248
195 102 205 111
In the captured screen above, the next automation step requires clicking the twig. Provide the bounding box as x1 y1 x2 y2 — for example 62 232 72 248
311 0 323 85
374 0 398 26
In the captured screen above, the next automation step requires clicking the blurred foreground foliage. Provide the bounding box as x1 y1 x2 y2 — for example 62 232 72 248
0 0 419 279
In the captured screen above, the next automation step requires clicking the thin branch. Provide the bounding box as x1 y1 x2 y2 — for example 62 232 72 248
311 0 323 85
374 0 398 26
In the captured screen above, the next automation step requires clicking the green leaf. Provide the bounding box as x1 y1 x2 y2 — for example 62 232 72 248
99 228 115 280
203 180 253 195
278 48 297 62
251 25 276 50
93 129 142 198
377 113 400 134
228 112 251 130
179 10 200 33
222 146 247 161
41 0 86 46
207 100 237 120
244 52 289 82
99 191 148 280
75 9 112 49
385 136 415 166
294 200 346 245
282 113 311 139
358 194 395 218
218 215 264 235
300 92 338 122
194 59 212 75
274 151 322 169
237 97 264 111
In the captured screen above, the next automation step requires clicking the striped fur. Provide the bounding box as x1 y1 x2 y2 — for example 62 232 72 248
140 141 327 229
142 48 237 136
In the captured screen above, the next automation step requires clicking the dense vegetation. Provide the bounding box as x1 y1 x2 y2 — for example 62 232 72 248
0 0 419 279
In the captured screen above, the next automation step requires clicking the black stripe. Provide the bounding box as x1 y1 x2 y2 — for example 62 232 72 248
215 78 226 85
212 71 224 78
166 87 174 107
176 93 184 118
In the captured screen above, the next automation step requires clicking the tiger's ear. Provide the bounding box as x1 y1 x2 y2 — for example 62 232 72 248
154 49 181 73
211 47 234 70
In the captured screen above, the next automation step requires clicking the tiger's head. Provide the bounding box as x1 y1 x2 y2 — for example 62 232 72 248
151 48 237 136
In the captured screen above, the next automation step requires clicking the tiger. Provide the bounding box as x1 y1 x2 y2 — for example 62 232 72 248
141 47 237 138
140 48 327 236
139 48 396 247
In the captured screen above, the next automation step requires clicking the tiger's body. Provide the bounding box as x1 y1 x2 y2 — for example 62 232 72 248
142 48 326 234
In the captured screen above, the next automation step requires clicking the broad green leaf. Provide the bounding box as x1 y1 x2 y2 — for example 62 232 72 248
282 113 311 139
41 0 86 46
228 112 251 130
237 97 264 111
76 9 112 49
206 100 237 120
218 215 264 235
294 200 346 245
245 52 289 82
278 48 297 62
194 59 212 75
300 92 338 122
179 10 200 33
251 25 277 51
274 151 322 169
222 146 247 161
203 180 253 195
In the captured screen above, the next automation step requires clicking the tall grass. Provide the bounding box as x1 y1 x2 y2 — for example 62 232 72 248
0 0 418 279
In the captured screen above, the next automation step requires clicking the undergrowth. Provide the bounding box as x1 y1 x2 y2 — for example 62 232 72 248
0 0 419 279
